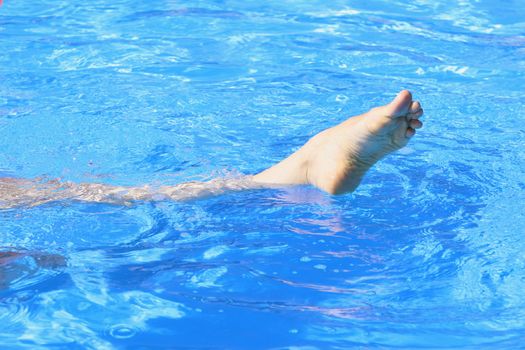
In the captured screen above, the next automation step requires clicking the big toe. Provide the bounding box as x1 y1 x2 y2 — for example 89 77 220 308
383 90 412 118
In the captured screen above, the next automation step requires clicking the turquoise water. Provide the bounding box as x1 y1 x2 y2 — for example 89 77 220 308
1 0 525 348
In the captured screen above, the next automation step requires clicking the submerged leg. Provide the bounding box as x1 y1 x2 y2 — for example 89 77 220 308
0 250 66 289
0 176 258 208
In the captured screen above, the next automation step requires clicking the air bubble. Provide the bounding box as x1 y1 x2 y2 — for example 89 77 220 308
109 324 136 339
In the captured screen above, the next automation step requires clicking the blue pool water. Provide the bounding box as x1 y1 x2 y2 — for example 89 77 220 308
1 0 525 348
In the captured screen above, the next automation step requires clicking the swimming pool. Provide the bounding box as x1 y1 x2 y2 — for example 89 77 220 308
1 0 525 348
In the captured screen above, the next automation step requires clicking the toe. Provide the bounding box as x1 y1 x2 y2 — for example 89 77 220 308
407 108 423 120
384 90 413 119
409 119 423 129
406 127 416 138
409 101 421 113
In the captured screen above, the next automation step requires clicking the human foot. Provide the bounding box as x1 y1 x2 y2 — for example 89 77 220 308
253 90 424 194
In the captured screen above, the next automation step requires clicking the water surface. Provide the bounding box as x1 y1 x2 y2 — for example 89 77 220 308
1 0 525 348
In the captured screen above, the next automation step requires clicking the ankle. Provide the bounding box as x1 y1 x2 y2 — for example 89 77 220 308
307 161 366 195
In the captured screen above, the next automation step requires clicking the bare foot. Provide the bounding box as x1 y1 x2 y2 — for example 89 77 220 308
253 90 424 194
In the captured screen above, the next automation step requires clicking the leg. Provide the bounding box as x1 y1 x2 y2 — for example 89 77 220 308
0 176 258 208
0 250 66 289
0 91 423 208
